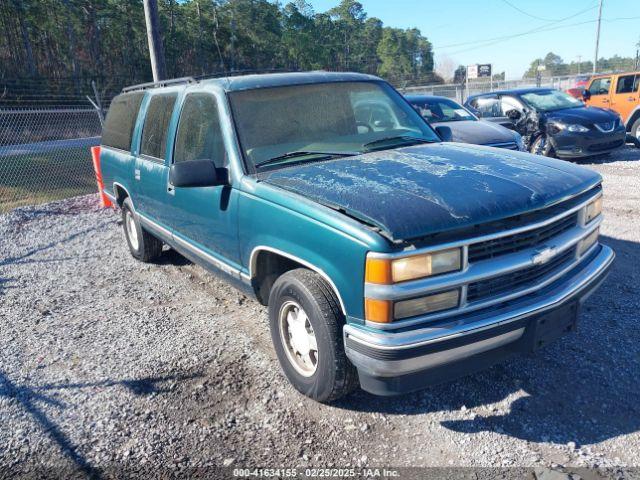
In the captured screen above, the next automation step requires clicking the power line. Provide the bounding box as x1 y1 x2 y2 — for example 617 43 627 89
436 2 598 50
499 0 565 22
443 15 640 57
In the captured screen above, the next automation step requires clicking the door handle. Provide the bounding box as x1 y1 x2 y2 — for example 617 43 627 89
134 169 141 181
628 97 637 102
167 184 175 196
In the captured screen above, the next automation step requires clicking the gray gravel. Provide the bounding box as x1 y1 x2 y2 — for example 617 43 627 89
1 146 639 478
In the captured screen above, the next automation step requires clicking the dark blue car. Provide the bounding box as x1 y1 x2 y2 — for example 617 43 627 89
465 88 626 159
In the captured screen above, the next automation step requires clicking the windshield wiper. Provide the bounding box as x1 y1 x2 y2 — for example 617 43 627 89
255 150 359 169
362 135 436 150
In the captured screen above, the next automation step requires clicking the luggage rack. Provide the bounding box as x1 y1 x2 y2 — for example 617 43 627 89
121 69 302 93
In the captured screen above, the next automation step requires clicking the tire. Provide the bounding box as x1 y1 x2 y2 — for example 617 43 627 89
632 118 640 142
529 135 556 158
268 268 358 402
121 197 163 262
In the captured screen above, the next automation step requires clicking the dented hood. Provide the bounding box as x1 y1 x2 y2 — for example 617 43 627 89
258 143 601 242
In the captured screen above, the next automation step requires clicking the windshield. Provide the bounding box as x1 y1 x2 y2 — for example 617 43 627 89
520 90 583 112
409 97 476 122
228 81 440 170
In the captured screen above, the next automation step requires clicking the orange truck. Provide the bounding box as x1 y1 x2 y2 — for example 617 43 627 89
584 71 640 142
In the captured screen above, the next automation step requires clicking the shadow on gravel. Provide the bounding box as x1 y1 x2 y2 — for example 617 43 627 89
336 236 640 447
576 145 640 165
0 370 202 478
0 221 113 267
0 276 16 296
153 248 193 267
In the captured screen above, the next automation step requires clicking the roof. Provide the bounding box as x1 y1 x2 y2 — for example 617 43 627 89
467 87 555 99
404 94 461 103
122 71 382 94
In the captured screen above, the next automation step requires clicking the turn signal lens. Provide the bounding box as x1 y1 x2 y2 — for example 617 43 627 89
364 298 392 323
577 228 599 257
584 197 602 224
394 289 460 320
366 248 462 284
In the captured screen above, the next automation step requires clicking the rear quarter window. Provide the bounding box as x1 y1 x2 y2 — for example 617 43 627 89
101 92 145 151
140 93 178 160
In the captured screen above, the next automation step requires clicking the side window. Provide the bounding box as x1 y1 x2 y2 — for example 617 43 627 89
615 74 639 94
500 96 525 115
101 92 144 151
589 77 611 95
471 96 501 118
140 93 178 160
174 93 226 167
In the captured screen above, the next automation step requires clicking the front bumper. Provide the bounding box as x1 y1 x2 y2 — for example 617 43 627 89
550 127 626 159
344 244 614 396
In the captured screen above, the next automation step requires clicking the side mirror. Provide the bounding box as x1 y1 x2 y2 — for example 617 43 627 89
506 109 522 120
435 125 453 142
582 89 591 101
169 160 227 188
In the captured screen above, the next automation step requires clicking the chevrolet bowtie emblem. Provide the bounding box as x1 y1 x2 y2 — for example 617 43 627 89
532 246 558 265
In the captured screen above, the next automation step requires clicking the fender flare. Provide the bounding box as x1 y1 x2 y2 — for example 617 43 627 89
248 246 347 315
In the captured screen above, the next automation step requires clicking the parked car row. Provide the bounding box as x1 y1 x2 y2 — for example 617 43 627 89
405 70 640 160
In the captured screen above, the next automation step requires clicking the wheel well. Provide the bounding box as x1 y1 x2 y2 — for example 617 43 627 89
114 184 128 206
627 110 640 132
252 251 305 305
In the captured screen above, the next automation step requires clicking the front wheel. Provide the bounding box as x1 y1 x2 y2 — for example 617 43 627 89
530 135 556 158
632 118 640 144
268 269 358 402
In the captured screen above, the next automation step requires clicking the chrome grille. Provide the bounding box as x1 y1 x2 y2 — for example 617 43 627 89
468 212 578 262
467 247 576 303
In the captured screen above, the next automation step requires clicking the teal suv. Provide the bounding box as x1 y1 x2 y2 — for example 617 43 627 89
100 72 614 402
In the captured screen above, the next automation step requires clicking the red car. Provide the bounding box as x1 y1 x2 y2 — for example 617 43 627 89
566 75 592 99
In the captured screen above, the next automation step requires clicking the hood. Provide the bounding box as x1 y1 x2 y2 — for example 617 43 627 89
431 120 517 146
259 143 601 242
545 106 618 125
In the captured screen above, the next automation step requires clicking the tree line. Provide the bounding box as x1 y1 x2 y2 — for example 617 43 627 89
524 51 640 78
0 0 440 100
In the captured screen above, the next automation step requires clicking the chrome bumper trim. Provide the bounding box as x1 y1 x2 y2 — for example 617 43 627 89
347 328 525 377
345 244 614 351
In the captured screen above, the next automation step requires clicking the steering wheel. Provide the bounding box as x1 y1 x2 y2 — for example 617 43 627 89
356 121 372 133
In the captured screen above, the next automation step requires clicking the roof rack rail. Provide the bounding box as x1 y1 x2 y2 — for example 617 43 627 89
122 76 196 93
193 68 302 82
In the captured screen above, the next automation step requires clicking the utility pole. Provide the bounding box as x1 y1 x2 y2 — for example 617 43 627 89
143 0 167 82
577 55 582 75
593 0 603 74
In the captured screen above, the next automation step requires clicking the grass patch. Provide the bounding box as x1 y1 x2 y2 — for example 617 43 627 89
0 146 97 213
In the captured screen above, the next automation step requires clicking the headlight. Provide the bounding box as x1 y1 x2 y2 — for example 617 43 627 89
366 248 462 284
577 228 599 256
567 124 590 133
584 196 602 224
364 289 460 323
549 122 589 133
394 289 460 320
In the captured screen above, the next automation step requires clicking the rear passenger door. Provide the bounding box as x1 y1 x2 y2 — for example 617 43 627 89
133 92 178 227
587 76 612 109
610 74 639 124
166 92 241 270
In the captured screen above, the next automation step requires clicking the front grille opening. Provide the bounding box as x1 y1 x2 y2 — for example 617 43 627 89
468 212 578 262
467 247 576 303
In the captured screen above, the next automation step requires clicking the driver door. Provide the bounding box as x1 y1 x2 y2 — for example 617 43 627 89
586 76 612 109
166 92 241 270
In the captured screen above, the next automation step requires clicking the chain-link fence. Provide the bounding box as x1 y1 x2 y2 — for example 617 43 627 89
399 74 587 102
0 107 102 213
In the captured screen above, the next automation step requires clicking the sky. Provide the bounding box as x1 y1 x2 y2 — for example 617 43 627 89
305 0 639 79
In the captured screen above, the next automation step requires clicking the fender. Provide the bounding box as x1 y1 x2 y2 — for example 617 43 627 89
248 246 347 315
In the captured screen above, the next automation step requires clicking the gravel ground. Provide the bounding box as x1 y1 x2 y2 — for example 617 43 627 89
1 146 639 479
